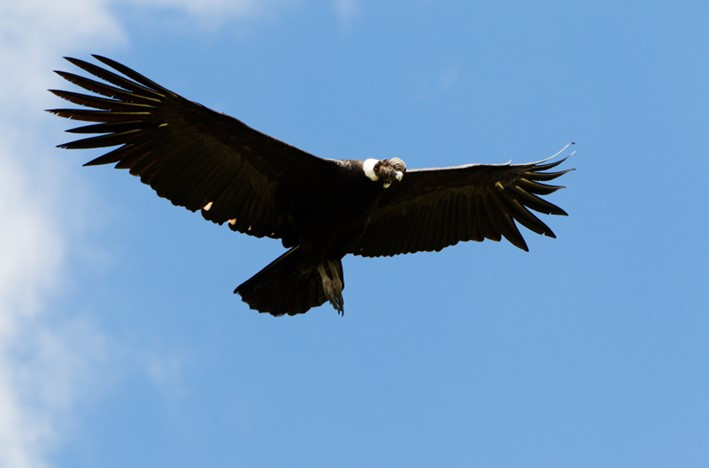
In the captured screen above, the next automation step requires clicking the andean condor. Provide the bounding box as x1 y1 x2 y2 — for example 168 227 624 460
49 55 574 316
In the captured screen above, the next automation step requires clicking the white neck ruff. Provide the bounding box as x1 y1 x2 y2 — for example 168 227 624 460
363 158 379 181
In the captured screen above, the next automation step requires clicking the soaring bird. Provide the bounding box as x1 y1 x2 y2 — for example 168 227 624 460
49 55 574 316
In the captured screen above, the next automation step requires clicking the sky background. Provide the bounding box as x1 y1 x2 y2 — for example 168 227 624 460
1 0 708 467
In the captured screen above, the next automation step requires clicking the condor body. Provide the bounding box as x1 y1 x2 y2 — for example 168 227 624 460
49 55 574 316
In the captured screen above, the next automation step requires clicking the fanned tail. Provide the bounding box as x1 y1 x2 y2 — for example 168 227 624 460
234 247 344 316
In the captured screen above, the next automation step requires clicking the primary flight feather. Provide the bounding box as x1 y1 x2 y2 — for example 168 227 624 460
49 55 574 316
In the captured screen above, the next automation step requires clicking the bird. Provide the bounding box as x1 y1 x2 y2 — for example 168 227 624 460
48 55 574 316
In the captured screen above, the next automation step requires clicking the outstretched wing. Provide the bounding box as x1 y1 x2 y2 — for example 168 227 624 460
351 145 574 256
48 55 337 244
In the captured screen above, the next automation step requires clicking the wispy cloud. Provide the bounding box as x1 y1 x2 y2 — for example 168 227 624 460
2 0 347 464
0 0 124 465
144 352 191 399
439 64 461 90
131 0 259 17
127 0 297 29
333 0 361 29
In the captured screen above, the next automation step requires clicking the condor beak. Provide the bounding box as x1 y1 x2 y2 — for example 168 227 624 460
395 171 403 181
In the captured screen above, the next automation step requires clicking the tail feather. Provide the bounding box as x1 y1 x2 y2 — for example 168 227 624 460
235 247 343 316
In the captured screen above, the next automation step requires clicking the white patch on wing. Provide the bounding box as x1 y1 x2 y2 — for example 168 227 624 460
203 201 213 211
228 219 237 225
362 158 379 181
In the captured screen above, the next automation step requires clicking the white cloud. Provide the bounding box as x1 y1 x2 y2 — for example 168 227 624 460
0 0 124 114
0 0 306 464
0 128 107 468
0 1 123 465
131 0 259 17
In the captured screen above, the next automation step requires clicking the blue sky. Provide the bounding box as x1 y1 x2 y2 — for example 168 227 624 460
1 0 708 467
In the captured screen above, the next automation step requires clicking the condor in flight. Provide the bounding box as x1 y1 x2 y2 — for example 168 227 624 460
49 55 574 316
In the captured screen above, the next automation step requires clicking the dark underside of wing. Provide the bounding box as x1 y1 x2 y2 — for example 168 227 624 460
351 147 574 257
48 55 337 245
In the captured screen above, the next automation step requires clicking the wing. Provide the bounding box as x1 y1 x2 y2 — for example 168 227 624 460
48 55 337 244
351 144 575 257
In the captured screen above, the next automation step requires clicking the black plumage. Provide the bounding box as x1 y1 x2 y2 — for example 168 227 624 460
49 55 574 316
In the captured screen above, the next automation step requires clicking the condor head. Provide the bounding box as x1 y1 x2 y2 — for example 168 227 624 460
362 157 407 188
